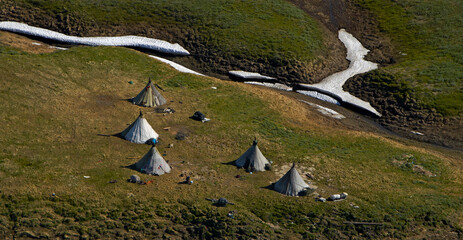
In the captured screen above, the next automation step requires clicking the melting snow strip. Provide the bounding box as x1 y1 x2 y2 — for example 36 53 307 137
297 90 340 105
49 46 68 50
244 81 292 91
229 70 276 81
148 55 204 76
298 29 381 117
300 100 345 119
411 131 424 136
0 21 190 55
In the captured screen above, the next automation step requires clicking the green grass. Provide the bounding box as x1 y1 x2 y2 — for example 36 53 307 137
356 0 463 116
0 43 462 238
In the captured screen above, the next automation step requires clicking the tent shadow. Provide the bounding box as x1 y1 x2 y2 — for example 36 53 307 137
261 184 275 191
223 160 251 172
97 132 125 140
121 165 141 175
124 164 137 171
222 160 237 166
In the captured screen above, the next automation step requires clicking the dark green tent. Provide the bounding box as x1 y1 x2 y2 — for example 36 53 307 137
273 163 309 196
132 79 167 107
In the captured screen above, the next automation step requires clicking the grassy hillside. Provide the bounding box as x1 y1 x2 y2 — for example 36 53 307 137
2 0 461 123
0 33 462 239
355 0 463 117
3 0 328 80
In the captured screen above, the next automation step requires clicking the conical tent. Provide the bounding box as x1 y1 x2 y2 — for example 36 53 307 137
120 111 159 144
132 79 167 107
235 139 270 172
273 163 309 196
134 146 171 175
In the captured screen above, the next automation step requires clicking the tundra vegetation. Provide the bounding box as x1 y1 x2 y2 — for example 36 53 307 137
0 0 462 238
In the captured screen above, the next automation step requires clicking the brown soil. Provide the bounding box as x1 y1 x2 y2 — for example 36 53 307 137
0 31 57 54
0 0 460 150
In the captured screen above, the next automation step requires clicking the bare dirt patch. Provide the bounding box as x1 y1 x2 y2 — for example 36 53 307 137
0 31 56 54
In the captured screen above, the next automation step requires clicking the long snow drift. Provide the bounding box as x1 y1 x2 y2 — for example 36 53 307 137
149 55 204 76
244 81 292 91
0 21 190 56
296 90 340 105
229 70 276 81
298 29 381 117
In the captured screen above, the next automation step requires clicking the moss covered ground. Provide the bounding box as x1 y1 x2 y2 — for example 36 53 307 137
356 0 463 117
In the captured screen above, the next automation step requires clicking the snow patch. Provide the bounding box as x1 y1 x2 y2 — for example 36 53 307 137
148 55 204 76
300 100 345 119
296 90 340 105
0 21 190 55
229 70 276 81
298 29 381 117
411 131 424 136
244 81 292 91
49 46 68 50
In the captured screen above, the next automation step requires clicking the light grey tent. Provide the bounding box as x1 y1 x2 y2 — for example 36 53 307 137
133 146 171 175
132 78 167 107
119 111 159 144
235 139 271 172
273 163 309 196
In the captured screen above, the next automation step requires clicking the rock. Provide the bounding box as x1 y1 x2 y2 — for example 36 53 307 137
129 175 141 183
328 192 348 201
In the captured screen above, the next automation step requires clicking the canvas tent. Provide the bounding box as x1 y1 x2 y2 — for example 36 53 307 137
119 111 159 144
235 139 271 172
273 163 309 196
132 78 167 107
133 146 171 175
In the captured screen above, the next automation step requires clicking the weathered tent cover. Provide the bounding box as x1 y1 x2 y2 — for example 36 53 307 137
235 139 270 172
273 163 309 196
134 146 171 175
132 79 167 107
120 111 159 144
